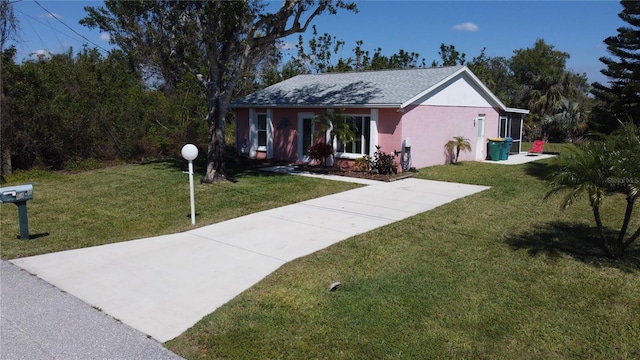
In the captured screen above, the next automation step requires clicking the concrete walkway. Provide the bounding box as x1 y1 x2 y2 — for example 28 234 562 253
7 177 489 346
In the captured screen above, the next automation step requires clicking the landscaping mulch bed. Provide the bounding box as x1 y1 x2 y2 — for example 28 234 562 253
294 164 413 182
240 158 414 182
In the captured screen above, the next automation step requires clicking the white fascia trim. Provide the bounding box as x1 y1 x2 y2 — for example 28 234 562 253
369 109 379 156
231 104 400 109
505 107 530 115
249 108 257 157
266 108 274 158
335 152 366 160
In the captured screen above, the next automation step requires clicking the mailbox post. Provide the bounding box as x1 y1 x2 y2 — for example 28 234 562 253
0 184 34 240
181 144 198 225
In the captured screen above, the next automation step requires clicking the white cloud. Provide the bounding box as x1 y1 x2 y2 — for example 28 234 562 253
30 49 53 60
452 22 479 32
100 32 111 42
40 12 62 20
278 41 294 51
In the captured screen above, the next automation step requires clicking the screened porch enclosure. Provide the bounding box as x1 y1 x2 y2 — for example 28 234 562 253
499 113 524 153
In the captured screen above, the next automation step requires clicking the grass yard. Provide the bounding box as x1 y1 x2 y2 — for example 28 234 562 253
166 156 640 359
521 140 567 154
2 148 639 359
0 160 359 259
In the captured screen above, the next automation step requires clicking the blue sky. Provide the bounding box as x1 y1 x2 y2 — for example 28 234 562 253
10 1 626 85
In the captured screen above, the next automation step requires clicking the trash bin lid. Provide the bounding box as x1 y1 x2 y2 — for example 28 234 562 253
488 137 504 142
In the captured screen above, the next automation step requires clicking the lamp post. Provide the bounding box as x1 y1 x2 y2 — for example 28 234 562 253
181 144 198 225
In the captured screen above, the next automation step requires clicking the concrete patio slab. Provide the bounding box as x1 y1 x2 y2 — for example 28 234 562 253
10 177 489 343
482 152 556 165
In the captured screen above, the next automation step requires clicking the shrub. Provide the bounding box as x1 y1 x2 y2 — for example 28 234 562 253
545 122 640 259
444 136 472 164
371 145 398 175
353 155 372 172
308 143 333 165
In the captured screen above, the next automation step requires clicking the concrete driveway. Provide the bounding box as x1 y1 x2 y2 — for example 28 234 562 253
9 178 489 343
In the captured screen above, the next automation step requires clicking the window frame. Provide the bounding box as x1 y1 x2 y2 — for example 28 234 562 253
256 113 267 151
335 114 371 159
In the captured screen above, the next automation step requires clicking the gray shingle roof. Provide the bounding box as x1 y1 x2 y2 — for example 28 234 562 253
232 65 466 108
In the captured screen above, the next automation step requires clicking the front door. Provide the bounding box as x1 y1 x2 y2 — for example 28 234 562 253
475 115 485 160
298 113 315 162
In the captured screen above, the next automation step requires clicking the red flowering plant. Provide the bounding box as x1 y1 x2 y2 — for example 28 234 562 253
308 142 334 166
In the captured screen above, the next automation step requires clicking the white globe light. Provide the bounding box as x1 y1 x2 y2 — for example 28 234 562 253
181 144 198 161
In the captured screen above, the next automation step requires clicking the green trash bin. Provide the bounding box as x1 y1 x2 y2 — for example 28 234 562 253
500 137 513 160
488 138 504 161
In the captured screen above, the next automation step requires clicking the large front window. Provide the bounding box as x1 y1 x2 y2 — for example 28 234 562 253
337 115 370 155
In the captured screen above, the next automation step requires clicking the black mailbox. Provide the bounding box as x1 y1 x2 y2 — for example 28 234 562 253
0 184 34 240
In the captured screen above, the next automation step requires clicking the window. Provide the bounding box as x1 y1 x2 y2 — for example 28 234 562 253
337 115 370 155
499 115 509 137
499 113 523 141
257 113 267 148
476 117 484 138
510 114 522 140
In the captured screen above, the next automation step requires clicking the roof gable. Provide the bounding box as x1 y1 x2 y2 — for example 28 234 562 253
409 71 496 108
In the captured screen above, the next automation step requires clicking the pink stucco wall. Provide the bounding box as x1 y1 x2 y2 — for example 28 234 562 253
235 108 249 151
400 105 500 168
235 108 325 161
236 105 500 169
377 108 403 155
272 108 305 160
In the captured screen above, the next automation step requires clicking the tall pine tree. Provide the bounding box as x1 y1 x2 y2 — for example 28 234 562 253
591 0 640 133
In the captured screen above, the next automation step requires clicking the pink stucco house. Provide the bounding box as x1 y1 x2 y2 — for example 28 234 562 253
231 65 528 170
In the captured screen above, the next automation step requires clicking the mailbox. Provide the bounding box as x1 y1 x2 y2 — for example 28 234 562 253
0 184 34 240
0 184 33 203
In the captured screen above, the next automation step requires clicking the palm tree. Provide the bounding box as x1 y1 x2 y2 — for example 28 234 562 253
528 71 586 139
544 98 585 142
314 109 356 166
545 123 640 258
444 136 472 164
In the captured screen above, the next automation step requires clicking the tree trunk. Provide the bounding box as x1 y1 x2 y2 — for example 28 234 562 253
614 196 635 253
593 204 614 258
0 53 9 179
625 224 640 251
200 34 254 183
0 145 11 178
202 102 227 184
614 195 639 258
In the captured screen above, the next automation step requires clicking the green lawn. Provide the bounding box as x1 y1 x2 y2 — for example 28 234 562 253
167 158 639 359
2 150 639 359
0 160 359 259
521 140 567 154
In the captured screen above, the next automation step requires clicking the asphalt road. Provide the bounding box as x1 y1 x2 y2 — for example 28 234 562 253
1 260 184 360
